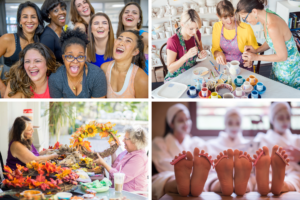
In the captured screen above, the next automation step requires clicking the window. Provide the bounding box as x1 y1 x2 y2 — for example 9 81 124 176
191 102 300 136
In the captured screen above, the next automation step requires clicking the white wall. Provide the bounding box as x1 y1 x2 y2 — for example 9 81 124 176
0 102 49 164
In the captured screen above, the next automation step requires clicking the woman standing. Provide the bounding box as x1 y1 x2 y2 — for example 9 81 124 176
87 13 114 68
70 0 95 34
117 2 149 75
94 126 148 192
165 9 207 82
0 1 44 67
152 104 206 199
40 0 67 64
101 30 148 98
212 0 259 71
4 43 59 98
236 0 300 89
254 102 300 193
6 116 58 170
49 28 107 98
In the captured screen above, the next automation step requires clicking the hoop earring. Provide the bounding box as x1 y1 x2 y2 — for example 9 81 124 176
19 24 22 28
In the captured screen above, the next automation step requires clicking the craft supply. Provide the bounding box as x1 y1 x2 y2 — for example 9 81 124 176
218 64 220 71
211 70 215 79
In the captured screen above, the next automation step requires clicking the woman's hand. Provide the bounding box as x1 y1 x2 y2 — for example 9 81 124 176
110 141 116 147
185 47 198 60
198 50 207 59
93 153 106 166
283 147 300 162
243 60 253 68
50 153 58 160
244 45 257 54
215 51 227 65
242 51 258 62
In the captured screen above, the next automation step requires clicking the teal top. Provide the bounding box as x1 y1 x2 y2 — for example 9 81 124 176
264 9 300 89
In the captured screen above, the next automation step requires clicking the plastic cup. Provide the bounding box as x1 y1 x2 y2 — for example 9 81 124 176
114 173 125 192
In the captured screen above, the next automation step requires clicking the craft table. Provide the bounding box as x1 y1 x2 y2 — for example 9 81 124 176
151 58 300 98
160 192 300 200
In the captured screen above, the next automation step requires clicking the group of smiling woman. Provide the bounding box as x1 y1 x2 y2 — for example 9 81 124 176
165 0 300 89
0 0 148 98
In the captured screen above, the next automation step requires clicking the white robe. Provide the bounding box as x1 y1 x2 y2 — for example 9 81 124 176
254 129 300 192
204 131 255 191
152 133 206 199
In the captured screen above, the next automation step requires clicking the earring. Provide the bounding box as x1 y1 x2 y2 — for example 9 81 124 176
19 24 22 28
49 17 51 19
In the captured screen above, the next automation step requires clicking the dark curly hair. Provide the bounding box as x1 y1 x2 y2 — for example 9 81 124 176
17 1 44 42
61 27 89 53
118 30 145 70
41 0 67 23
5 43 60 98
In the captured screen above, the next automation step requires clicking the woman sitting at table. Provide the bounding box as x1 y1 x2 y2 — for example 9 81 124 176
4 43 59 98
40 0 67 64
236 0 300 89
87 12 114 68
101 30 148 98
212 0 259 71
116 2 148 75
165 9 207 82
49 28 107 98
6 116 58 170
93 126 148 192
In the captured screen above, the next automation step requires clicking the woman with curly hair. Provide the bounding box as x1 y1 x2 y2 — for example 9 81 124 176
101 30 148 98
94 126 148 193
116 2 149 75
0 1 44 67
49 28 107 98
4 43 59 98
70 0 95 34
40 0 67 64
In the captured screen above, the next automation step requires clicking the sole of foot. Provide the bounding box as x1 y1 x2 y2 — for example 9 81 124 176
174 151 193 197
253 146 271 196
271 145 290 195
214 149 234 196
190 148 212 197
233 150 253 196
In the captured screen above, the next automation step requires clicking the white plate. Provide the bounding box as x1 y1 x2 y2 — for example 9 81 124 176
196 50 210 62
157 82 187 98
193 67 209 77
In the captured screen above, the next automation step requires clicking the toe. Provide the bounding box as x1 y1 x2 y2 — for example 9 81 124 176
263 146 270 155
175 156 178 159
227 149 234 159
286 158 290 163
223 150 228 155
201 150 205 154
186 151 193 161
253 154 257 159
281 150 285 155
284 155 288 159
208 155 212 159
214 159 218 163
179 153 182 156
205 153 208 156
194 147 200 157
220 152 224 157
256 150 260 155
233 149 240 158
217 155 220 159
271 145 279 156
182 151 186 154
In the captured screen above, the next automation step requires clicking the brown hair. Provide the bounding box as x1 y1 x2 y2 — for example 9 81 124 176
236 0 267 13
87 13 114 63
217 0 235 18
116 2 143 38
70 0 95 27
180 9 202 49
5 43 60 98
9 116 33 150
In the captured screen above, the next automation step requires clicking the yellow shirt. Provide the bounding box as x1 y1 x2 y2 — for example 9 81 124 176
211 21 259 59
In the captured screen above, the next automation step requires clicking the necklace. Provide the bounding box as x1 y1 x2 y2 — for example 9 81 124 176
67 71 83 95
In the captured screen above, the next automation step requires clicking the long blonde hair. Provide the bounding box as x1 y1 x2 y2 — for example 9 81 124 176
87 13 114 62
116 2 143 38
180 9 202 48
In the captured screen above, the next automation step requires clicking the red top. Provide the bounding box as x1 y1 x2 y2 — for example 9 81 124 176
23 109 33 113
31 79 51 98
167 30 201 61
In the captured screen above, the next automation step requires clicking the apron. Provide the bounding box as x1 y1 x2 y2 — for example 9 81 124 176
264 9 300 89
220 22 253 71
164 27 199 82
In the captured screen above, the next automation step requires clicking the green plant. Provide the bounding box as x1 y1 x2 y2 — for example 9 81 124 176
44 102 77 141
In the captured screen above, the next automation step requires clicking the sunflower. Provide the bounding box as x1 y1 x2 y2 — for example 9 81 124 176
85 124 98 137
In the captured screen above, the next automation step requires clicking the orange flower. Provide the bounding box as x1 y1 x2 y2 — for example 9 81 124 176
82 141 91 151
99 131 109 138
4 165 12 174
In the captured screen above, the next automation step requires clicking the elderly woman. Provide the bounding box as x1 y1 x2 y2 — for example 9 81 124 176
254 102 300 194
6 116 58 170
93 126 148 192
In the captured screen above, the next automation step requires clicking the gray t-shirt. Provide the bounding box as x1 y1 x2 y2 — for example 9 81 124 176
49 62 107 98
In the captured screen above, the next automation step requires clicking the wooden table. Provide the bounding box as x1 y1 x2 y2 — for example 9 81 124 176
151 58 300 98
160 192 300 200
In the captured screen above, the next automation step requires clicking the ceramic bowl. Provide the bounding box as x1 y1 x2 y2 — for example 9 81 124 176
56 192 73 200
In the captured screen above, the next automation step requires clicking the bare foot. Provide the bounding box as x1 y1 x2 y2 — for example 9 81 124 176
234 150 253 196
173 151 193 196
253 146 271 196
190 148 213 197
214 149 234 196
271 145 290 195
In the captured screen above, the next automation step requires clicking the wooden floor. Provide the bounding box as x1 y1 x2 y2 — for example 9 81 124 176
160 192 300 200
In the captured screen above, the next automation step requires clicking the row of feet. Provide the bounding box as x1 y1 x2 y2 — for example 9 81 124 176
172 145 290 197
